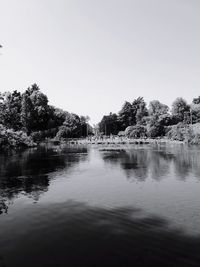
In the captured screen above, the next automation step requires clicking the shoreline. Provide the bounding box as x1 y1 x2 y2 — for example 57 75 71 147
66 138 184 146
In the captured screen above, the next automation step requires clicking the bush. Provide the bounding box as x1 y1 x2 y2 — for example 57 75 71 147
167 123 194 141
56 126 72 139
190 134 200 145
167 123 185 141
31 128 58 142
31 131 44 143
118 131 125 137
159 114 176 126
147 122 165 138
146 114 167 138
191 123 200 135
0 124 36 148
148 123 165 138
128 125 147 138
125 126 135 137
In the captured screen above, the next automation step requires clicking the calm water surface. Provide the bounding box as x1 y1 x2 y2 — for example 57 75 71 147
1 144 200 266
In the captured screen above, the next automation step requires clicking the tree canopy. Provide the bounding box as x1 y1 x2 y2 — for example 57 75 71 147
0 83 91 146
171 97 190 122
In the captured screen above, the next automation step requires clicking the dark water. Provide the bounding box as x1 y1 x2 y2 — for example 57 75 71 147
1 144 200 267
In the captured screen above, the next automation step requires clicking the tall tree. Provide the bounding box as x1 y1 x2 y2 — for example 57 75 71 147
133 97 148 124
63 113 82 137
80 115 91 136
148 100 169 117
21 84 51 133
118 101 133 129
99 113 119 135
190 103 200 124
171 97 190 122
0 90 22 130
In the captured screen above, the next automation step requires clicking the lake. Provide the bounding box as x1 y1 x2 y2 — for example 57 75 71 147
1 144 200 267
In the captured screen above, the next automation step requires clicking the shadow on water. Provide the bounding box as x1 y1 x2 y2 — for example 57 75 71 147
0 201 200 267
101 145 200 182
0 145 88 213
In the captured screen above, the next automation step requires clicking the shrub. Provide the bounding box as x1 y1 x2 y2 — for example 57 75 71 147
159 114 176 126
56 126 72 139
118 131 125 137
31 128 58 142
125 126 135 137
167 123 194 141
167 123 185 141
147 122 165 138
129 125 147 138
0 124 36 148
190 134 200 145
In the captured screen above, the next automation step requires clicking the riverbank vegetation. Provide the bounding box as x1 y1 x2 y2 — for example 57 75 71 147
0 84 92 148
99 97 200 144
1 83 200 148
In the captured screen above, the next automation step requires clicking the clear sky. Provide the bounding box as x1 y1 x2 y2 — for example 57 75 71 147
0 0 200 124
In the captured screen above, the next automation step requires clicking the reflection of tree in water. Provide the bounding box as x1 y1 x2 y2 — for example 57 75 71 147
172 146 200 180
0 198 8 214
101 146 200 182
102 149 149 182
149 150 173 181
157 146 200 181
0 146 88 214
102 148 172 182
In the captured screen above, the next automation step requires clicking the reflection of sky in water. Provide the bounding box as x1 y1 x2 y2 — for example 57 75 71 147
1 144 200 236
1 145 200 266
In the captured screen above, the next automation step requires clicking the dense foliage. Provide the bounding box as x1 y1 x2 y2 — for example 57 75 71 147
98 96 200 143
0 124 35 148
0 84 91 147
2 83 200 147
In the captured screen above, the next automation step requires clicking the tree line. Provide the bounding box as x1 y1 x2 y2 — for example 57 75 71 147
1 83 200 147
0 84 91 147
98 96 200 142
